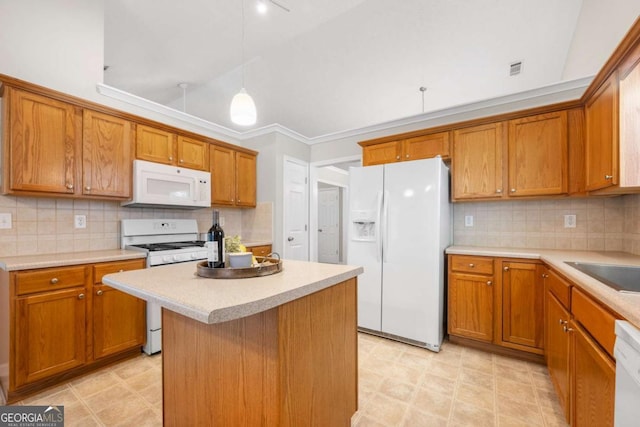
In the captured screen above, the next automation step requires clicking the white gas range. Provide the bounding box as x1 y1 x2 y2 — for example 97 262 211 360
121 219 207 354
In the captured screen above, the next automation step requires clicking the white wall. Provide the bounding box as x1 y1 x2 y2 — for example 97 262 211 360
562 1 640 80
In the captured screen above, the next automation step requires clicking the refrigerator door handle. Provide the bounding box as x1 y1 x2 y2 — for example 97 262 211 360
375 190 383 262
382 190 389 262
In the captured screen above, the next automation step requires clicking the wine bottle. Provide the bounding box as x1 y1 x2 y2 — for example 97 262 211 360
207 210 225 268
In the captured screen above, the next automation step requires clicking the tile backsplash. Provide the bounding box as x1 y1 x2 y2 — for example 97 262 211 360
453 194 640 255
0 195 273 258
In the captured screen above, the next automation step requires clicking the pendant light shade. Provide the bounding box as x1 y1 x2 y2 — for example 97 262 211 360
230 88 257 126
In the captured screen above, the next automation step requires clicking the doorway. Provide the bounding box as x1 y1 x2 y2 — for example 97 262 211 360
317 184 342 264
283 156 309 261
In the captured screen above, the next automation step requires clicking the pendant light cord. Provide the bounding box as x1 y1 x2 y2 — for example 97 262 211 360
241 0 246 88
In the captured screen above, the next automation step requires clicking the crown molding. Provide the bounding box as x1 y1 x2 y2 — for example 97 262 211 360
97 76 593 146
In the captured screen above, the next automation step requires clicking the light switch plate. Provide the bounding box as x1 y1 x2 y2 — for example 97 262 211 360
0 213 12 229
74 214 87 229
465 215 474 227
564 214 576 228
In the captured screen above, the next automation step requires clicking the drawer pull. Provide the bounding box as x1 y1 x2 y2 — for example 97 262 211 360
503 266 510 271
510 188 516 193
605 175 613 180
496 189 502 194
559 319 567 325
563 325 574 333
50 278 59 285
486 280 492 286
541 273 549 279
84 186 91 191
468 263 475 268
96 290 103 296
78 293 85 300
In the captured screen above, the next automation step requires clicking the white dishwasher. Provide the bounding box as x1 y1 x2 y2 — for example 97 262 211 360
614 320 640 427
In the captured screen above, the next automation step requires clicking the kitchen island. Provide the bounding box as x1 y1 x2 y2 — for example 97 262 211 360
103 259 363 427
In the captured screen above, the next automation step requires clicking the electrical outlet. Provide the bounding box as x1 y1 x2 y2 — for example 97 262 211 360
0 213 12 229
465 215 474 227
74 214 87 229
564 214 576 228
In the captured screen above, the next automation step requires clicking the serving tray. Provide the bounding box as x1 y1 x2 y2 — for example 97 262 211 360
196 255 283 279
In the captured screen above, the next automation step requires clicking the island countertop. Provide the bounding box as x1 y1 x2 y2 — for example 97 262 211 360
103 259 363 324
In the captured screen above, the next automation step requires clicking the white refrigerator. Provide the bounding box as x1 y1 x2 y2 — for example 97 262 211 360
347 157 451 352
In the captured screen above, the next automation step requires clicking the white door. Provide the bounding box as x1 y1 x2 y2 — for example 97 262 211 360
283 158 309 260
318 186 340 264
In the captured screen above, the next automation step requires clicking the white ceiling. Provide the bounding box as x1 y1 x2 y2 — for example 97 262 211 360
104 0 585 139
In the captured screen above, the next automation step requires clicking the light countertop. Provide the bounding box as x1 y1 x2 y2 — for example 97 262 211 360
446 246 640 328
0 250 147 271
103 259 363 324
243 240 273 247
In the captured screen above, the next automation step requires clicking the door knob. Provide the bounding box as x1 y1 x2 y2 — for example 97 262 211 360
318 229 323 232
288 237 294 241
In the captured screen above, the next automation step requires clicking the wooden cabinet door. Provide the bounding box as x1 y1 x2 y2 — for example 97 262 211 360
177 136 209 171
210 145 235 206
448 273 494 342
362 141 401 166
92 260 145 360
452 122 505 200
15 288 86 387
545 291 571 422
248 245 272 257
501 262 543 350
136 124 176 165
82 110 133 199
585 73 618 191
402 131 450 161
617 41 640 189
507 111 568 197
235 152 257 207
571 320 615 427
6 88 80 195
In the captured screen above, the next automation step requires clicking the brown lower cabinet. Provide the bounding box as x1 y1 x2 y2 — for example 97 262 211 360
1 258 146 403
247 244 272 258
541 267 618 426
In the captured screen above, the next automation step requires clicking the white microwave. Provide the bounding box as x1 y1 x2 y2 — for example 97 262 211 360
122 160 211 209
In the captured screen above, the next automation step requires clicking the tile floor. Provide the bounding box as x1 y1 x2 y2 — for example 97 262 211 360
5 333 567 426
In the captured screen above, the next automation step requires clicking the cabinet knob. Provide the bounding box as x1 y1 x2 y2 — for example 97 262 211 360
96 290 103 296
559 319 567 325
169 156 173 161
66 183 74 190
179 159 184 163
78 293 85 300
396 155 400 160
50 277 59 285
468 263 475 268
541 273 549 279
496 189 502 194
563 325 574 333
510 188 516 193
605 175 613 180
486 280 493 286
84 186 91 191
119 269 124 272
405 154 409 158
503 266 510 271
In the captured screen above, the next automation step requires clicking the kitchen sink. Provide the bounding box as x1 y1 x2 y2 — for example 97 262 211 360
565 262 640 294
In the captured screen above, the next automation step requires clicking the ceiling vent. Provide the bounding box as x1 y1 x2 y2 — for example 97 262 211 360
510 61 522 76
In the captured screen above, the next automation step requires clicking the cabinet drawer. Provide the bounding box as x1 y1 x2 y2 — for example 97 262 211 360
93 259 145 284
16 266 88 295
571 287 618 358
547 270 571 309
450 255 494 275
248 245 272 257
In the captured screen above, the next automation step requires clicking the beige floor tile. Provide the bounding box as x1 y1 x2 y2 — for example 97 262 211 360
498 414 542 426
450 401 497 427
113 407 162 427
112 355 155 380
359 386 376 408
378 377 417 402
540 405 569 427
496 377 537 403
95 396 151 425
361 354 398 377
496 396 544 425
497 365 533 385
455 382 495 412
352 414 389 427
401 407 448 427
66 415 103 427
460 367 495 390
530 371 555 389
359 367 386 390
71 370 121 397
385 363 424 386
21 384 72 405
138 383 163 406
82 383 135 413
22 387 79 406
428 359 462 380
62 401 92 421
419 372 457 396
494 355 532 373
369 340 405 362
396 351 433 370
362 393 408 427
122 368 161 392
461 355 494 375
412 387 453 419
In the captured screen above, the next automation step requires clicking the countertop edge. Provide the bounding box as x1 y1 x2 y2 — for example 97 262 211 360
0 250 147 271
103 265 364 325
446 246 640 329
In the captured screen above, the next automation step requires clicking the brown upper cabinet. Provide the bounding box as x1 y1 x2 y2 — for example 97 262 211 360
82 110 134 199
2 88 133 200
135 125 209 171
2 87 82 196
360 131 450 166
452 122 505 200
210 145 257 208
452 111 569 201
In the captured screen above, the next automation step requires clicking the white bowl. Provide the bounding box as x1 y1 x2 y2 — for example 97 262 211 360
228 252 253 268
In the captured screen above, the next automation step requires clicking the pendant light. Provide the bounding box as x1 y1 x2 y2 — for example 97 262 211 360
230 0 257 126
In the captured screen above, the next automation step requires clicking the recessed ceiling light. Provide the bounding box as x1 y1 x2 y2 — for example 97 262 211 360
257 0 267 14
